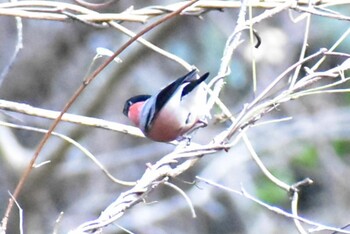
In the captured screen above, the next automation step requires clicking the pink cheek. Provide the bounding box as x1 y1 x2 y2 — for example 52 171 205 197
128 102 144 127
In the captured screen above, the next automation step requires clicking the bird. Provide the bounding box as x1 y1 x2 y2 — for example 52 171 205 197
123 69 210 142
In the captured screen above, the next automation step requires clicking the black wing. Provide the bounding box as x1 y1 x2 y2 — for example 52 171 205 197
154 69 197 115
181 72 209 99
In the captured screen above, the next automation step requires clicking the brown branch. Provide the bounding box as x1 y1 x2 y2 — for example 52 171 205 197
0 0 199 232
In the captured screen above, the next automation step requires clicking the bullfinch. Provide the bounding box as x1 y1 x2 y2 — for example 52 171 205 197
123 69 210 142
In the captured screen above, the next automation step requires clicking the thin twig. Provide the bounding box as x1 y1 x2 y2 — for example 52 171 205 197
115 224 135 234
107 22 192 70
7 192 23 234
291 192 307 234
196 176 350 234
311 27 350 71
0 120 135 186
0 0 23 87
248 2 257 93
247 48 327 109
289 4 311 89
164 181 196 218
242 134 291 191
52 212 64 234
206 0 247 112
292 4 350 21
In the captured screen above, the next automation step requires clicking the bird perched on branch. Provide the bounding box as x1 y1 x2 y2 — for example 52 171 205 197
123 69 210 142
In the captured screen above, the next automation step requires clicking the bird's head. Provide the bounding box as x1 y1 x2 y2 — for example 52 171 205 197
123 95 151 127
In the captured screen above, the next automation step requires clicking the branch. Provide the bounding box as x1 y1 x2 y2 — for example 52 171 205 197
0 99 144 138
196 176 350 234
70 143 222 233
0 120 135 186
1 1 350 24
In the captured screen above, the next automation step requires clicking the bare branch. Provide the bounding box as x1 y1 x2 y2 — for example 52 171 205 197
0 99 144 138
0 120 135 185
196 176 350 234
1 1 349 25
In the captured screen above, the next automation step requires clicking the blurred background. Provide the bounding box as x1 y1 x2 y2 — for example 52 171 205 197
0 0 350 233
